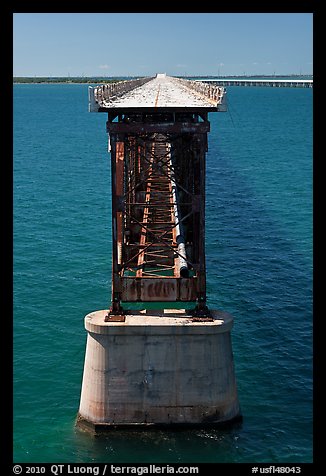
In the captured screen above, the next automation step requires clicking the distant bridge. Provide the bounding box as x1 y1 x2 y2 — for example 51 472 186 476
196 78 313 88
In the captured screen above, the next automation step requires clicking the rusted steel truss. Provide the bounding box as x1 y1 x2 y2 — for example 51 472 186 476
106 112 211 319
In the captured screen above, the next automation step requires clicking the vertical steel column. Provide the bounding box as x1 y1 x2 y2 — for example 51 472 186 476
192 132 210 316
106 132 125 320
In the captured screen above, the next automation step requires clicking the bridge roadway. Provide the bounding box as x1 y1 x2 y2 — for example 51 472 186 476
89 73 227 112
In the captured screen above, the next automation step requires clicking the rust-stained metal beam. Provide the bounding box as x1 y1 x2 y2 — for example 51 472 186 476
135 139 177 279
136 144 155 278
121 277 197 302
106 122 210 135
106 134 125 321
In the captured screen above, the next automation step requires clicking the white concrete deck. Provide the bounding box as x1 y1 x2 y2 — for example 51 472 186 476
90 74 226 111
105 76 215 108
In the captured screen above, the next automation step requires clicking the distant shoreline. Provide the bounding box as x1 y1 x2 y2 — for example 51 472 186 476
13 74 313 85
13 82 99 85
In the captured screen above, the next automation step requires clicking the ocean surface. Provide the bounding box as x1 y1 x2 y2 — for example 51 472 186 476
13 83 313 463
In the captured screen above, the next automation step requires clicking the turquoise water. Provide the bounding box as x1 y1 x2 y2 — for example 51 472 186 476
13 84 312 463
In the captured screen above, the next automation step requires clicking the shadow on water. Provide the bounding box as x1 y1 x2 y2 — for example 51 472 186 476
202 88 312 462
205 89 312 339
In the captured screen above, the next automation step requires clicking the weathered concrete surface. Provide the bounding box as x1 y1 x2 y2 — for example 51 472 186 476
77 309 241 431
105 75 212 108
90 74 226 111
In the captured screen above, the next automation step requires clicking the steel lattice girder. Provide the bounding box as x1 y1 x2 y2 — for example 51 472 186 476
108 117 208 305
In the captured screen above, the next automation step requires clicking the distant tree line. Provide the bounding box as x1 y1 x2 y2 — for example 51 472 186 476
13 77 142 84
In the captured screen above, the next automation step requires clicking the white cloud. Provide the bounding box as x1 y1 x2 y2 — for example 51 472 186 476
99 64 109 70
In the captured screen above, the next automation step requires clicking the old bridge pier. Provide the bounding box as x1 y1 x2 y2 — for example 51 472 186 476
77 74 241 432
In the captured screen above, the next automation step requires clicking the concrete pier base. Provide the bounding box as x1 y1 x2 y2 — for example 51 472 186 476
77 309 241 433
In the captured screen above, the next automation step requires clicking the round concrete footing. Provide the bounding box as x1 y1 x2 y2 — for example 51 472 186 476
77 309 241 432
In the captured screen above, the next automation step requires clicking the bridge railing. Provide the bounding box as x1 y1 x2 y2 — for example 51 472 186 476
89 76 155 111
173 77 227 109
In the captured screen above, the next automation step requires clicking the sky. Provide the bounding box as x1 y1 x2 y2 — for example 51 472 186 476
13 13 313 77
